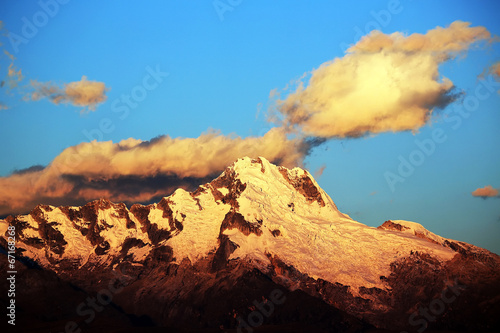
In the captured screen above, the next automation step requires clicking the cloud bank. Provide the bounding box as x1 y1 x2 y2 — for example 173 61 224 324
472 185 499 199
30 76 108 111
0 128 308 216
275 21 492 138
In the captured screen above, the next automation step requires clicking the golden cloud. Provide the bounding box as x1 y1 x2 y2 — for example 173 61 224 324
0 128 307 216
490 62 500 93
30 76 108 111
493 62 500 77
275 21 492 138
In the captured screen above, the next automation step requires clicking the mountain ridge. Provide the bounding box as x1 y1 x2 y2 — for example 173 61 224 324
1 156 499 332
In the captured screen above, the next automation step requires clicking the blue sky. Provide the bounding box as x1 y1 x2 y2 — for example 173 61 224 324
1 1 499 253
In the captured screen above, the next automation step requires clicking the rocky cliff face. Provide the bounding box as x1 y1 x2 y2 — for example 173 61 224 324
1 157 499 332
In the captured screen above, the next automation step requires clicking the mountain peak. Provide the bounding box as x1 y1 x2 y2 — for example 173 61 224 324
226 156 330 209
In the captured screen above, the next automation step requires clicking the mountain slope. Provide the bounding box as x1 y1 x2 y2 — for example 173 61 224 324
1 157 499 332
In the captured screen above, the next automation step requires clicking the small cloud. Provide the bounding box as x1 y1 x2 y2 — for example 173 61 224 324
30 76 109 112
472 185 499 199
6 63 23 88
488 61 500 93
490 62 500 77
314 164 326 178
0 48 23 94
4 50 15 61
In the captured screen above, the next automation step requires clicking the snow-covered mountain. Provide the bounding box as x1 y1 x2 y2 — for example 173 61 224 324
1 157 499 332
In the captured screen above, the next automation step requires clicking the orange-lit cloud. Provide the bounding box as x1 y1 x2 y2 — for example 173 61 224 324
490 62 500 93
348 21 491 55
1 49 23 94
471 185 499 199
275 21 492 138
0 128 308 216
0 45 23 108
30 76 108 111
314 164 326 178
50 127 305 179
490 62 500 77
6 62 23 89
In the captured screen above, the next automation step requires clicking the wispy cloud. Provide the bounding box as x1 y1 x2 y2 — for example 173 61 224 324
0 21 24 94
489 61 500 93
472 185 499 199
1 47 24 108
314 164 326 178
1 24 23 105
491 62 500 77
273 21 493 138
5 53 23 88
29 76 109 111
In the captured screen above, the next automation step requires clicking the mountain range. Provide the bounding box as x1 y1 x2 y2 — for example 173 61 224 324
1 157 499 332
